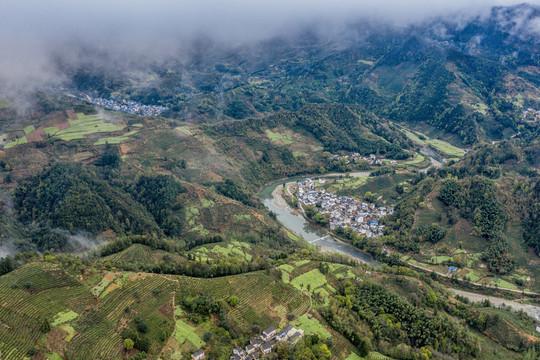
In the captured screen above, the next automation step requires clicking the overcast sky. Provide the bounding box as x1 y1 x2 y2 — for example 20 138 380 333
1 0 535 44
0 0 538 100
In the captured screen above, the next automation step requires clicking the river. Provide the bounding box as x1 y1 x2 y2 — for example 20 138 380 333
259 177 378 266
260 175 540 322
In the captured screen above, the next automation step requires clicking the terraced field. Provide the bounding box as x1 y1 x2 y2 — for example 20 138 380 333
176 273 310 333
191 241 254 262
94 130 138 145
402 128 465 158
0 263 91 359
103 244 186 265
0 258 353 358
49 113 124 141
65 274 176 360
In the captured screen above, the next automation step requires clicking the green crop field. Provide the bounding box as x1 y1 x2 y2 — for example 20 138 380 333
94 130 138 145
44 126 60 136
282 271 290 283
173 319 205 348
294 260 310 267
291 269 331 293
402 128 464 158
23 125 36 135
265 129 294 144
428 139 465 157
403 129 426 145
286 230 300 241
91 275 113 297
50 113 124 141
346 352 364 360
358 59 375 65
192 241 253 262
51 310 79 326
278 264 295 273
430 255 452 264
404 153 424 165
464 270 482 282
60 324 76 342
296 314 331 340
367 352 395 360
490 278 518 290
4 136 28 149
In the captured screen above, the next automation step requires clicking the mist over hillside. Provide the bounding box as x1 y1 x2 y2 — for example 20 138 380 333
0 1 538 103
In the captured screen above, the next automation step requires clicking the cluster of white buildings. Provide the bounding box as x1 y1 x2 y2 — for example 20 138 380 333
330 153 397 166
522 108 540 122
87 97 169 116
297 178 393 238
191 324 304 360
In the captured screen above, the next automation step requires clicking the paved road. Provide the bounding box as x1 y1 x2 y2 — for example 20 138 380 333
315 171 372 178
420 157 443 173
453 289 540 322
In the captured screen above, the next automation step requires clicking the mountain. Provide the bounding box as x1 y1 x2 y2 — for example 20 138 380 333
0 3 539 360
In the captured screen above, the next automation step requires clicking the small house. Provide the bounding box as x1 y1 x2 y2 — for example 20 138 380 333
233 346 246 358
261 340 276 354
192 350 205 360
261 326 276 341
249 338 262 348
246 344 256 354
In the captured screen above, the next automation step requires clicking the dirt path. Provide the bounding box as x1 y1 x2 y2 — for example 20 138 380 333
452 289 540 322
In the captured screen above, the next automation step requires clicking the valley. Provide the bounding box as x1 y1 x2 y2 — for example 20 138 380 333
0 2 539 359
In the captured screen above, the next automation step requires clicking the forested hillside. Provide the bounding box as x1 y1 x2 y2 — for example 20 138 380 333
0 3 538 360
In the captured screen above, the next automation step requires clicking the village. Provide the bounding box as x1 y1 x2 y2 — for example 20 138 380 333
522 107 540 122
191 324 304 360
329 153 397 166
296 178 393 238
86 96 169 116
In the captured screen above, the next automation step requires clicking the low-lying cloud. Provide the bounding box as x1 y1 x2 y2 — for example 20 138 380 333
0 0 536 100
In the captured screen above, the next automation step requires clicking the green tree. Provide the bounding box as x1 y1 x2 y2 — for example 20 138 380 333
364 192 373 202
124 338 134 351
357 338 369 357
40 319 51 333
227 296 239 307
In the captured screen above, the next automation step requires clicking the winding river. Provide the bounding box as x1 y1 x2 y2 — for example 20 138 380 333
260 175 540 322
259 177 378 266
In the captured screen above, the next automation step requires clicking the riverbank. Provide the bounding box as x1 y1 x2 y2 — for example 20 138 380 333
261 172 540 316
452 289 540 322
262 178 377 266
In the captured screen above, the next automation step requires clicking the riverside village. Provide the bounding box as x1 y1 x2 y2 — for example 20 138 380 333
296 178 393 238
